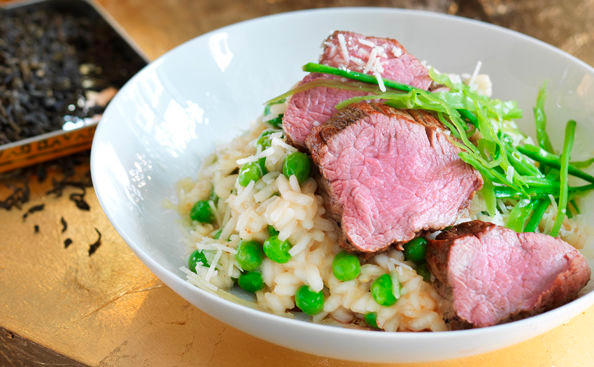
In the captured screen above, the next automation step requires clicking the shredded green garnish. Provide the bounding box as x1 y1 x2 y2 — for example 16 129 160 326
480 178 497 217
506 199 536 232
269 62 594 233
550 120 576 236
264 78 381 107
533 82 556 153
571 157 594 169
517 145 594 184
524 198 550 232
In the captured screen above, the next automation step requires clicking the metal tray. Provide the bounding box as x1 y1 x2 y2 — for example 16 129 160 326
0 0 148 173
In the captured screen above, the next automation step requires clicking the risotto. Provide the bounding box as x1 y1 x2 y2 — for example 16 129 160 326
174 61 590 331
177 91 453 331
177 115 449 331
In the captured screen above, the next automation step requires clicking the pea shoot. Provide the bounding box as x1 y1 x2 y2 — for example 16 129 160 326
188 249 209 273
238 161 264 187
364 312 380 329
332 251 361 281
263 235 292 263
517 145 594 184
533 83 555 153
264 60 594 245
190 200 215 223
371 273 399 307
551 120 576 236
283 152 311 184
238 271 264 292
295 285 324 315
524 198 550 233
235 240 264 271
403 238 427 264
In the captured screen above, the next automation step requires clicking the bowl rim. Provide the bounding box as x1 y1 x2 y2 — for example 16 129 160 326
91 6 594 342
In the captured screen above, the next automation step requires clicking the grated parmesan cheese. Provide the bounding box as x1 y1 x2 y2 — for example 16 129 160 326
198 242 237 254
374 71 386 92
350 56 365 66
181 267 218 291
205 249 223 282
390 257 413 271
448 74 462 85
468 61 482 89
392 46 402 57
337 33 350 64
358 38 376 48
271 136 297 152
235 149 270 165
363 47 378 73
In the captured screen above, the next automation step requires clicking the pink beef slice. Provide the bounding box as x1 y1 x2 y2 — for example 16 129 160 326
306 102 483 252
427 220 591 328
283 30 432 149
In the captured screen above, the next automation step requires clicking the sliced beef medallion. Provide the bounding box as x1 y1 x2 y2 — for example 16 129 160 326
306 102 483 253
427 220 591 328
283 30 432 149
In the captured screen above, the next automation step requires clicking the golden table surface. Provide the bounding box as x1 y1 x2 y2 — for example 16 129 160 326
1 0 593 366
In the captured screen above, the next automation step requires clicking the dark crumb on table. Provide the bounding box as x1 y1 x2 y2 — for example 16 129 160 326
0 182 30 211
22 203 45 221
60 216 68 233
88 227 102 256
1 153 92 213
69 192 90 211
34 225 39 233
64 238 73 248
46 171 92 211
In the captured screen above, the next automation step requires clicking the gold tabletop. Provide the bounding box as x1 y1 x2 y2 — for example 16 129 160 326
1 0 593 366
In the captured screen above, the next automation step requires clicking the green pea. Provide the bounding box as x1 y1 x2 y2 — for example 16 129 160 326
257 130 275 150
235 240 264 271
188 249 209 273
403 237 427 264
237 271 264 292
282 152 311 184
416 263 431 282
189 200 215 223
364 312 380 329
258 157 268 175
265 114 283 128
332 251 361 281
371 273 398 306
295 285 324 316
238 161 264 187
267 225 279 236
263 235 292 263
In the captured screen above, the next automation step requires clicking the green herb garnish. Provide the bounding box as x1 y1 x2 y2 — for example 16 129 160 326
550 120 576 236
269 62 594 233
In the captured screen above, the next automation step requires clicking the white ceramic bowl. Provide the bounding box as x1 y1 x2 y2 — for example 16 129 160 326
91 8 594 363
